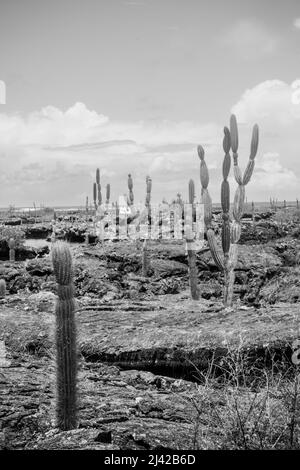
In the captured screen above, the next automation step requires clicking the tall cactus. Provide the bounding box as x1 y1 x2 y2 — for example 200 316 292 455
199 115 259 307
93 182 97 211
189 178 196 230
85 196 89 222
198 128 231 302
52 242 77 431
142 176 152 276
96 168 102 207
8 238 15 262
185 180 199 299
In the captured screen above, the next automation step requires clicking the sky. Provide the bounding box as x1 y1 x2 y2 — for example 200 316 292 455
0 0 300 206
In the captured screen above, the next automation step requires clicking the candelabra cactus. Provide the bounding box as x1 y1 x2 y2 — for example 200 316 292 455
199 114 259 307
8 238 16 262
0 279 6 298
52 242 77 431
229 114 259 305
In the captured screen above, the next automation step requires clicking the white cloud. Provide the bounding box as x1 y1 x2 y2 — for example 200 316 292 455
2 76 300 206
0 102 220 205
230 80 300 200
221 19 279 60
254 153 298 190
293 18 300 29
231 79 300 124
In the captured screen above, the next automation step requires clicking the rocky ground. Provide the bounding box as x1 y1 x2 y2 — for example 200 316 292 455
0 208 300 450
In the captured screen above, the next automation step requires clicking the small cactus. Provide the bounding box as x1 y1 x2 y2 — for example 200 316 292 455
52 242 77 431
128 174 134 206
188 179 195 205
185 225 199 300
93 182 97 210
85 196 89 221
51 230 56 243
8 238 15 262
96 168 102 207
106 184 110 205
0 279 6 298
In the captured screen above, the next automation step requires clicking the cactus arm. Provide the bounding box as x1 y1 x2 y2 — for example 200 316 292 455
206 229 224 271
198 145 226 271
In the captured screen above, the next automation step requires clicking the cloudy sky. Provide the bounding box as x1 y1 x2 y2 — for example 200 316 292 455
0 0 300 206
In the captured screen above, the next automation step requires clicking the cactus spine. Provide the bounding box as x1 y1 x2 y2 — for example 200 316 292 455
8 238 15 262
52 242 77 431
0 279 6 298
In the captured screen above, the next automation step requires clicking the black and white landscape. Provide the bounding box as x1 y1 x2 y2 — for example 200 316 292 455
0 0 300 452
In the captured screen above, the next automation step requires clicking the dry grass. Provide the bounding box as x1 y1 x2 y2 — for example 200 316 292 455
187 341 300 449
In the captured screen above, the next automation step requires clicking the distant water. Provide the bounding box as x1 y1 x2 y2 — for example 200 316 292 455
0 201 299 212
23 238 51 249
